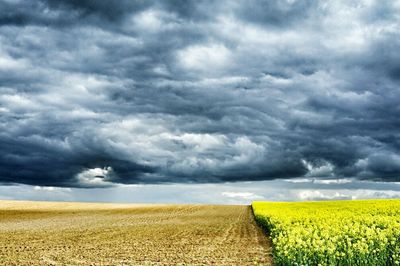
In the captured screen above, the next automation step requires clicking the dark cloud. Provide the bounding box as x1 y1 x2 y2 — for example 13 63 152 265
0 0 400 187
235 0 317 27
0 1 80 27
0 129 155 187
43 0 157 26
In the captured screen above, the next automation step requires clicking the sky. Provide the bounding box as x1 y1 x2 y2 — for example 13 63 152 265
0 0 400 204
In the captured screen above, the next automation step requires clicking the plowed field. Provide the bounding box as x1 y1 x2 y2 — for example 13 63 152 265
0 200 272 265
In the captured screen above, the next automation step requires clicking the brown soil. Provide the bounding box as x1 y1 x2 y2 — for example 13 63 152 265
0 200 272 265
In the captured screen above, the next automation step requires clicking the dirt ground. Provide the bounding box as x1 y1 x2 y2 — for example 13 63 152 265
0 200 272 265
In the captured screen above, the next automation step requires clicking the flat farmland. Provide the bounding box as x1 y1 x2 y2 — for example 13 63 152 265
0 200 272 265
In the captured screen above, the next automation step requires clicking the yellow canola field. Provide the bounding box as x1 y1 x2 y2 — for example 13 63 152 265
252 199 400 266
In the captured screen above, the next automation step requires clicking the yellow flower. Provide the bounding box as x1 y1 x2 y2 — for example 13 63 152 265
252 199 400 265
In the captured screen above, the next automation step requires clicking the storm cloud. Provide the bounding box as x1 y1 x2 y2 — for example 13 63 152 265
0 0 399 187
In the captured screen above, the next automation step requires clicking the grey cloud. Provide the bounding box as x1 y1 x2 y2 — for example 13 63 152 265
43 0 149 22
0 0 400 188
235 0 317 27
0 0 151 27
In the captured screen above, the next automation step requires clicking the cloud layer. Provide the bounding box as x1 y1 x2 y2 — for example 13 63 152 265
2 178 400 204
0 0 399 187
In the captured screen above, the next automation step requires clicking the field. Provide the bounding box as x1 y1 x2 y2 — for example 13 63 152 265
252 200 400 266
0 200 272 265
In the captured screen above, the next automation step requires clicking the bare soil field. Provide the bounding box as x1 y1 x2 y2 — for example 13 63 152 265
0 200 272 265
